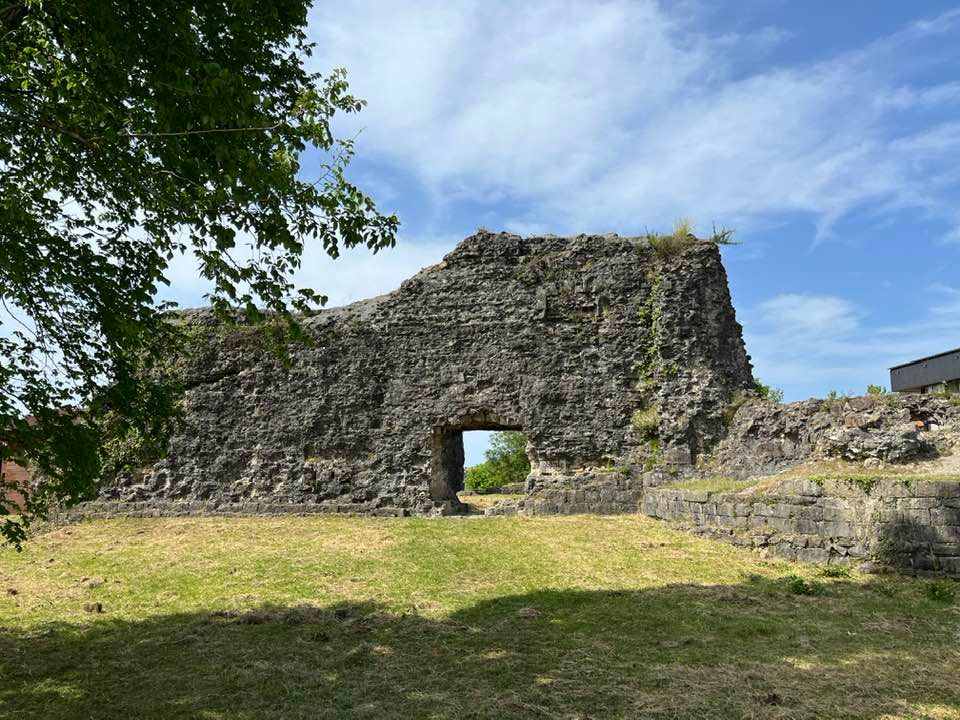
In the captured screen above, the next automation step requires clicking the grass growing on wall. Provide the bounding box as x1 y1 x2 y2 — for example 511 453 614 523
661 477 760 494
1 516 958 719
645 219 736 257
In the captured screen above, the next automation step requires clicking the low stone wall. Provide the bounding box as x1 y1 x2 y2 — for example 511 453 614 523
487 468 641 516
640 478 960 577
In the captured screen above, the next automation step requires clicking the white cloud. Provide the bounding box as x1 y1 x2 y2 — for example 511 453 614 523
308 2 960 237
158 235 455 309
755 294 860 340
874 81 960 110
744 286 960 399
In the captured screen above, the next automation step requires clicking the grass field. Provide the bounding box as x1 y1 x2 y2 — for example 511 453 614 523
1 514 958 719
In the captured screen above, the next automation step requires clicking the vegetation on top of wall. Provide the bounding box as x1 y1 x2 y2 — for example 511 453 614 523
805 472 960 495
661 476 758 494
930 389 960 406
818 389 853 412
644 219 736 258
753 378 784 403
866 384 887 396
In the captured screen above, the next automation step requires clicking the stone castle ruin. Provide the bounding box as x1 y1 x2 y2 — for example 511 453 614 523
96 232 754 516
69 231 960 576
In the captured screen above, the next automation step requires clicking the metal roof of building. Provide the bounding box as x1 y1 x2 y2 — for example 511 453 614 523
890 346 960 370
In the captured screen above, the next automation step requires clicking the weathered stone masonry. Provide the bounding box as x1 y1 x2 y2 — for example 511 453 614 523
642 478 960 578
88 232 754 516
641 393 960 577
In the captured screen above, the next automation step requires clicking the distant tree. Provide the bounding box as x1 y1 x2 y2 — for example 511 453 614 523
753 378 784 404
464 432 530 493
0 1 398 546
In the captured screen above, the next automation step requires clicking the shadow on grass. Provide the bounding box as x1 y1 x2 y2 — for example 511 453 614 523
1 578 958 719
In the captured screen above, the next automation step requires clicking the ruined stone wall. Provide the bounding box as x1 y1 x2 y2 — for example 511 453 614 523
90 232 753 516
705 394 960 478
641 478 960 577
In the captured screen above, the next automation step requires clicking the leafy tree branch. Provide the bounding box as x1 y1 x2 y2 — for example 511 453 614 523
0 0 399 545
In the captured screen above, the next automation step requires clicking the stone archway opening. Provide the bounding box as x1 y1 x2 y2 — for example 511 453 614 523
430 420 526 514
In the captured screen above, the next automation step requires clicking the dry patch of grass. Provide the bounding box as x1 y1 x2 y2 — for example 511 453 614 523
776 458 960 482
1 514 958 719
661 476 759 494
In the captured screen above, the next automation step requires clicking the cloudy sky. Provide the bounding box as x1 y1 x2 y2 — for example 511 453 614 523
169 1 960 462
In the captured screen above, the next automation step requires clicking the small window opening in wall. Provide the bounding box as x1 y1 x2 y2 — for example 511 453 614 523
430 428 530 514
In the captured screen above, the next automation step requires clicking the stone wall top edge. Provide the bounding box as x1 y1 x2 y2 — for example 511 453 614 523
646 478 960 503
171 233 722 320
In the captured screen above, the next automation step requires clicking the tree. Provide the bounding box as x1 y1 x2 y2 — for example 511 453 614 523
464 432 530 493
0 1 398 545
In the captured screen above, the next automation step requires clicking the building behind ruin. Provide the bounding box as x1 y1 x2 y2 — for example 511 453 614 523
890 347 960 395
0 457 29 512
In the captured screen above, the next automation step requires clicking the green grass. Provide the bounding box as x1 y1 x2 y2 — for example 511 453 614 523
1 515 958 719
661 476 758 494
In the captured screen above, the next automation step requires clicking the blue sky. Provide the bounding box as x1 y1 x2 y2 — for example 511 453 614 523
168 1 960 464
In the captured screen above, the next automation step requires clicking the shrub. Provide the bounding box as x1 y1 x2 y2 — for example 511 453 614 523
819 389 851 411
753 378 784 404
464 463 500 494
464 431 530 493
866 384 887 396
631 406 659 439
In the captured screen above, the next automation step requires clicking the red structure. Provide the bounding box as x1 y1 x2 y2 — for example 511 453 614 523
1 457 29 512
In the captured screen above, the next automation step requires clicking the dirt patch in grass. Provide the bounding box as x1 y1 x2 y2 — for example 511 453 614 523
1 515 958 719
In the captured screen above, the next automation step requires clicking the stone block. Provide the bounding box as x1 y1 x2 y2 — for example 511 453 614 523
820 521 855 538
898 497 940 511
794 518 820 535
776 478 824 497
936 556 960 575
771 544 798 561
765 516 795 532
930 508 960 525
911 481 960 499
932 542 960 555
796 547 830 563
